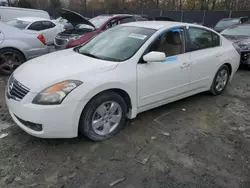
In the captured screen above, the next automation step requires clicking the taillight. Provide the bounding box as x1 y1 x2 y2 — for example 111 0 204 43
37 34 46 45
233 43 241 55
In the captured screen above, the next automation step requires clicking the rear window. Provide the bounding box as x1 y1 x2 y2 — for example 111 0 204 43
89 16 111 28
7 19 30 30
215 19 240 28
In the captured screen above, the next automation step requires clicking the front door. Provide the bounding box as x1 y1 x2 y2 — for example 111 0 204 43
137 27 192 108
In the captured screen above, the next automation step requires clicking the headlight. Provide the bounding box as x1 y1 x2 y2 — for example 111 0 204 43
32 80 82 105
238 43 250 50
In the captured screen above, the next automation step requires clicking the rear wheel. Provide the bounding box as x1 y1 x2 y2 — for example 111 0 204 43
210 65 230 95
79 91 127 141
0 48 25 76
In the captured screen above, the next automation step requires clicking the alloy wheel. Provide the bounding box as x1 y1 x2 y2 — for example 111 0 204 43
0 52 22 74
215 69 228 92
91 101 122 136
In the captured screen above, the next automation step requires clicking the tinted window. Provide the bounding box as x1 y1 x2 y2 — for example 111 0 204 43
212 32 220 47
28 22 44 31
241 17 248 23
7 19 30 30
122 17 136 23
188 27 220 51
42 21 55 29
78 26 156 62
148 28 184 57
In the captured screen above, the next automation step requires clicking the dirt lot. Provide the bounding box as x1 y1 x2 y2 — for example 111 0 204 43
0 70 250 188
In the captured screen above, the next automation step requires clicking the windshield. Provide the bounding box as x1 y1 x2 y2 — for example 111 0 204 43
221 25 250 36
78 26 156 62
215 19 240 28
7 19 30 29
89 16 111 28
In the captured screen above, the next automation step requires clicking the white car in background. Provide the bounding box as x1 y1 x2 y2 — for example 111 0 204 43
6 21 240 141
7 17 65 45
0 6 50 23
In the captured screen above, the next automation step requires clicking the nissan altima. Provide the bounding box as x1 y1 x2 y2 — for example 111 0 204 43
6 21 240 141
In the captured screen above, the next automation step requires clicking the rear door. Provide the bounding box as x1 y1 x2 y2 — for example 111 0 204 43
187 26 222 91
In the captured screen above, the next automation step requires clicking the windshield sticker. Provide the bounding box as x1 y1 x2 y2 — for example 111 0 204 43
171 28 180 32
162 56 177 63
129 33 147 40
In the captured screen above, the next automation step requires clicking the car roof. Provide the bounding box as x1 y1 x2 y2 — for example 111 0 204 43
123 21 186 30
15 17 50 22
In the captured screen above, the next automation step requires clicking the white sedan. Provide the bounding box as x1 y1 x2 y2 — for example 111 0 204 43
6 21 240 141
7 17 65 45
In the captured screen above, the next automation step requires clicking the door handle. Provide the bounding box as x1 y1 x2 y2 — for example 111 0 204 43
180 62 191 68
216 53 222 57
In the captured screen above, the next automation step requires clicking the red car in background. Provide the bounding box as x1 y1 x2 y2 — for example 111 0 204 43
54 9 146 49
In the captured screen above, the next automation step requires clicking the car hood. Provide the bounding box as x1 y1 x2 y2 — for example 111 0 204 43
60 8 95 29
222 35 250 45
13 49 118 92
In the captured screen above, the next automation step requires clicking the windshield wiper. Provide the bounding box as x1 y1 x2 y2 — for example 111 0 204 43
81 52 100 59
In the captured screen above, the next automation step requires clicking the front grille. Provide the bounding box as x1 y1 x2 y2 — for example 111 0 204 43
7 77 30 101
54 37 68 46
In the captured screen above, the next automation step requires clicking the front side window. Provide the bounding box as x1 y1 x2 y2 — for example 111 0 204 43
77 26 156 62
147 28 185 57
7 19 30 30
188 27 220 51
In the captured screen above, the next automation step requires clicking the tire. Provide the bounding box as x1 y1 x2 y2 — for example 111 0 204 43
0 48 25 76
210 65 230 95
79 91 127 141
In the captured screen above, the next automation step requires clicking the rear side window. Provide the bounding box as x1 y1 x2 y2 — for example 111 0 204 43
241 17 248 23
121 17 136 23
42 21 56 29
188 27 220 51
28 22 44 31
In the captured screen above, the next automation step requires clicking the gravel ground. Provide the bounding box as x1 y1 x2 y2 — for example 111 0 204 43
0 70 250 188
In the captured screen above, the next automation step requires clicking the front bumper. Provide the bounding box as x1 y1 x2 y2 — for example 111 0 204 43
6 93 88 138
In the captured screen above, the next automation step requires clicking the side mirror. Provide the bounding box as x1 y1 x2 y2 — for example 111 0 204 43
143 51 166 62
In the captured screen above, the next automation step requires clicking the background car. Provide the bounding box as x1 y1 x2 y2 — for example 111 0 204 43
54 16 90 32
6 22 240 141
214 17 248 33
0 22 48 75
221 24 250 67
0 6 50 23
7 17 65 45
54 9 146 49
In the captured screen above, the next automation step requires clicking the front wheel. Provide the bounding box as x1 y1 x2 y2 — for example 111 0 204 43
210 65 230 95
79 91 127 141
